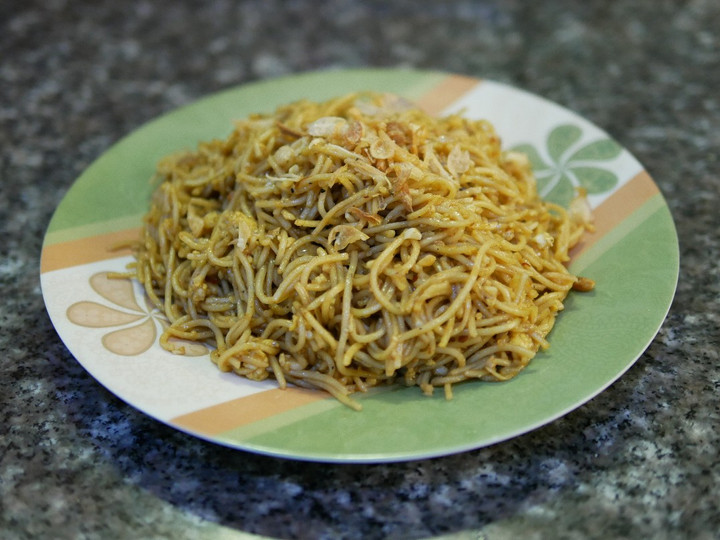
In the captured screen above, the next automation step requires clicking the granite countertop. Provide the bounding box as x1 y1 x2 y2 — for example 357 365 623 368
2 1 719 538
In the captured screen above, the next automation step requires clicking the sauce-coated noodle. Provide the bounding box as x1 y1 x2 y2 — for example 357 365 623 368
130 93 594 410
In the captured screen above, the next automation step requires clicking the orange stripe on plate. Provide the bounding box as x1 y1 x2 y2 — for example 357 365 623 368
170 387 328 436
41 227 141 274
571 170 659 259
416 74 480 116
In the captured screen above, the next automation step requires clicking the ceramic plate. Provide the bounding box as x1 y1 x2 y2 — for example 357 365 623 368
41 69 679 462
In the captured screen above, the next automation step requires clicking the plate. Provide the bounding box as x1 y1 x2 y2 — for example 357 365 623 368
41 69 679 462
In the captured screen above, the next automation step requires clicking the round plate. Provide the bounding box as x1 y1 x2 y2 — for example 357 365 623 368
41 69 679 463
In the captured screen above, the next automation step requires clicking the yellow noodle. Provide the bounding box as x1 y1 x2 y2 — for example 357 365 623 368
131 92 594 410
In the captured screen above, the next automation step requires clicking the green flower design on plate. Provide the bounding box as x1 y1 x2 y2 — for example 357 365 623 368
512 124 623 208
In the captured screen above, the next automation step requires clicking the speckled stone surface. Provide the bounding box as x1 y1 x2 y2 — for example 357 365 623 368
1 1 719 539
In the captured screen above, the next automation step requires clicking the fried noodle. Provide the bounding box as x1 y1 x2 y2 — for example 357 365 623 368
129 92 594 410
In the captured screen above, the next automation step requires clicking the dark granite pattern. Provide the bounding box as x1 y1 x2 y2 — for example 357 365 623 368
1 1 719 538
